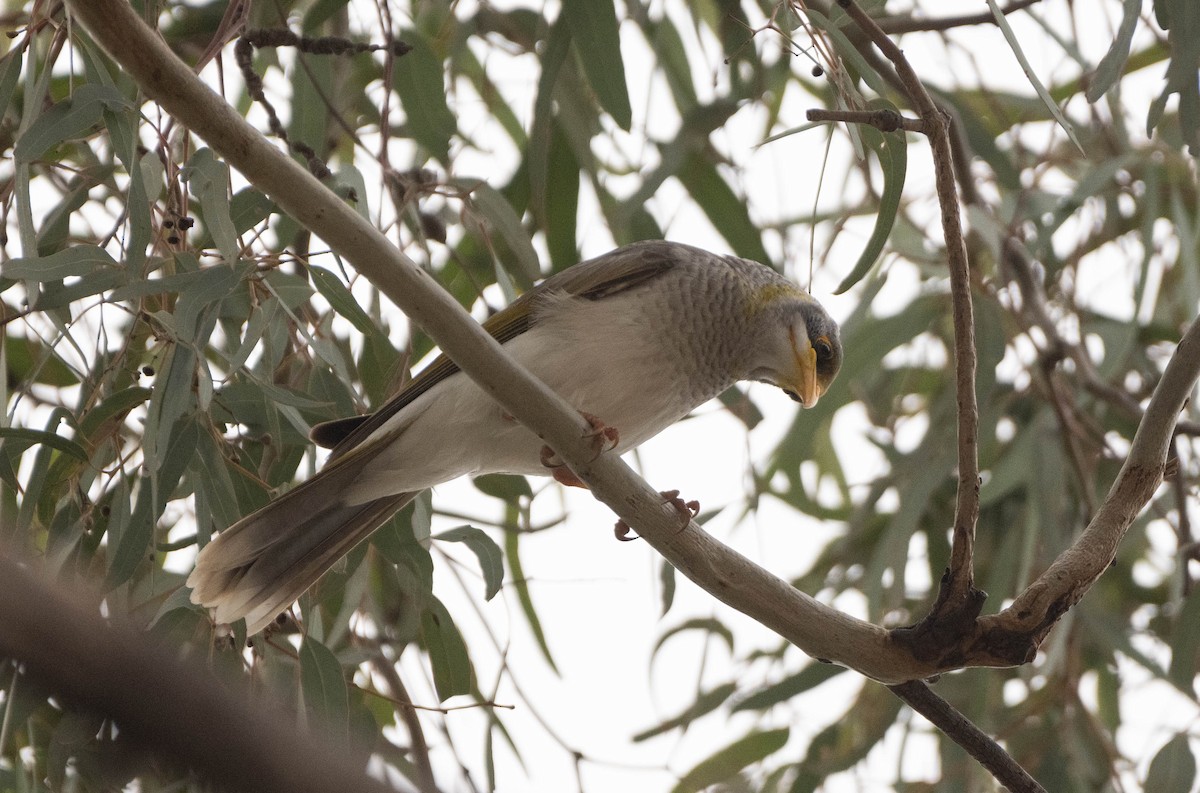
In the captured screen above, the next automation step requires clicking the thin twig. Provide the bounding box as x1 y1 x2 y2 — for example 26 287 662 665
873 0 1041 35
370 655 439 793
805 107 925 133
834 0 982 606
889 681 1046 793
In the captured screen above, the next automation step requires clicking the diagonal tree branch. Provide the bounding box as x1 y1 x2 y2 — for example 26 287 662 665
973 315 1200 661
62 0 933 686
0 552 412 793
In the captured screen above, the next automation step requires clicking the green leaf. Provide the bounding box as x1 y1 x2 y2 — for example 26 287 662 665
560 0 631 130
544 120 580 272
835 115 907 294
309 266 375 334
1168 587 1200 693
1145 733 1196 793
632 682 736 742
1149 0 1200 154
14 83 129 163
505 529 559 673
182 149 241 266
1087 0 1143 102
472 474 532 501
676 151 771 265
659 558 677 616
434 525 504 601
653 617 735 658
670 728 789 793
4 335 79 388
393 28 458 164
300 636 350 734
421 597 473 700
986 0 1085 154
795 682 903 785
451 177 541 285
3 245 119 281
528 17 572 239
0 428 88 461
732 663 847 711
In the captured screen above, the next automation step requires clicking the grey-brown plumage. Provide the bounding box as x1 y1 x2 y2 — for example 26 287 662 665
188 241 842 632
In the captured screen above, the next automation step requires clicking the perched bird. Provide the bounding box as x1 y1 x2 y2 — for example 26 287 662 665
188 240 842 632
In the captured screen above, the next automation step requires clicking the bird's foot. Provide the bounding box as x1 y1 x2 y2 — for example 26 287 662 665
540 412 620 488
614 490 700 541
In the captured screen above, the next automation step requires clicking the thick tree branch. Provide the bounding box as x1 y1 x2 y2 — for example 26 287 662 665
62 0 933 687
0 552 410 793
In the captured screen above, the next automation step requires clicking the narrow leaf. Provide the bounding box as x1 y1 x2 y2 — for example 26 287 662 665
561 0 632 130
451 177 541 284
421 597 473 700
987 0 1085 154
3 245 118 281
393 29 457 164
1145 733 1197 793
309 266 375 334
632 682 737 742
835 114 907 294
300 636 350 734
653 617 735 658
505 529 559 673
676 151 771 265
434 525 504 601
0 428 88 461
1087 0 1143 102
14 84 129 163
670 728 789 793
182 149 241 266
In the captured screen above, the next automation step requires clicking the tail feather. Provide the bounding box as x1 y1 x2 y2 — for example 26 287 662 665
188 458 416 632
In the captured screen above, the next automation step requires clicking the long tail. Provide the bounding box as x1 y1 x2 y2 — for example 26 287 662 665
187 459 415 633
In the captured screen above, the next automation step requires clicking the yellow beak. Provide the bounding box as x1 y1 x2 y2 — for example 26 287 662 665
791 329 820 407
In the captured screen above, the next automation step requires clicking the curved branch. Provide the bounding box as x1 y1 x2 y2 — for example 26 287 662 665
833 0 983 609
972 316 1200 661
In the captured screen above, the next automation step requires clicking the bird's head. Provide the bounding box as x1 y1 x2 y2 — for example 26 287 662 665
746 293 842 408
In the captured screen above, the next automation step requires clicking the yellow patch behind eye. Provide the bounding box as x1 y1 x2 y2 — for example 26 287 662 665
745 282 811 314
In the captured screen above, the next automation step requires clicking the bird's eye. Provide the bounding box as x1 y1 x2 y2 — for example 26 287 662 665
814 336 833 361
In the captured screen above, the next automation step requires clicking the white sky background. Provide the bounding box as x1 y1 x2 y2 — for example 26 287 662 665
7 0 1195 790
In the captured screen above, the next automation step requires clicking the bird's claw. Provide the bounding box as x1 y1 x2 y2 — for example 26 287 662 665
540 413 620 489
614 489 700 541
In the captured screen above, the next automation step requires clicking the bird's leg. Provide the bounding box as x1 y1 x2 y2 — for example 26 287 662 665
539 412 619 488
614 489 700 541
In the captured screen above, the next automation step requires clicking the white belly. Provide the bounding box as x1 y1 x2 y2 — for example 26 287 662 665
341 292 704 505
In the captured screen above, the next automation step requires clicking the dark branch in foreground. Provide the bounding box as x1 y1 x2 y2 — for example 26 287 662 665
0 552 413 793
